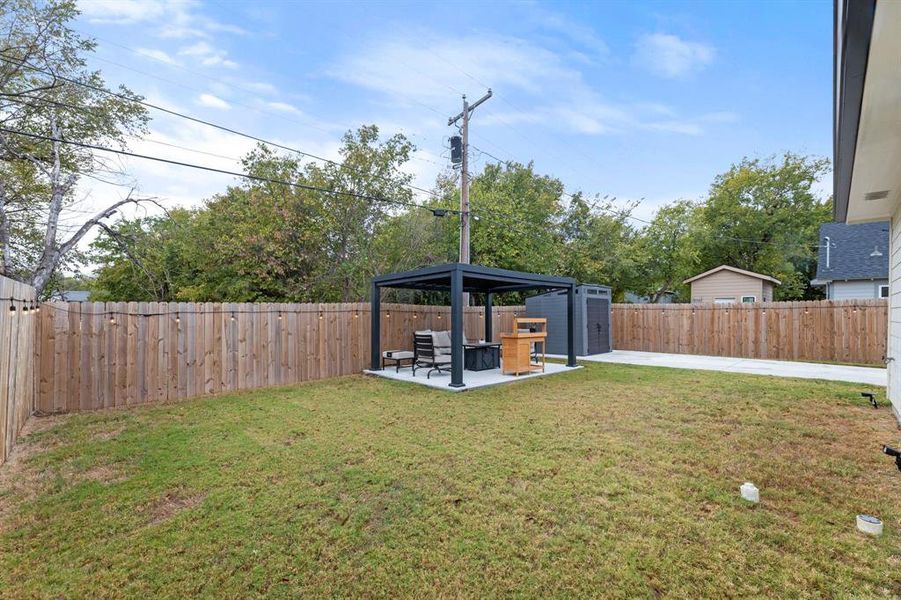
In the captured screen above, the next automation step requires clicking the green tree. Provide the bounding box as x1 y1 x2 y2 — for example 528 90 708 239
691 153 831 299
555 193 641 300
90 209 197 301
304 125 415 301
632 199 699 302
90 127 416 302
467 161 564 274
0 0 150 295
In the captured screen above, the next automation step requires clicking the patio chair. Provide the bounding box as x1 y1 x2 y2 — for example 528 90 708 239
412 332 451 378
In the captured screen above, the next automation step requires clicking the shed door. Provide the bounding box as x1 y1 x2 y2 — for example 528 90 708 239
586 298 610 354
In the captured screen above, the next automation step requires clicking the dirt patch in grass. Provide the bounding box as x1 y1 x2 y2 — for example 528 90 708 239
148 491 207 525
77 464 127 484
91 426 125 442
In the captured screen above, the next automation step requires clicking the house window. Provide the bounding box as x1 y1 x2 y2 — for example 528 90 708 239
879 285 889 298
741 296 757 303
714 298 735 304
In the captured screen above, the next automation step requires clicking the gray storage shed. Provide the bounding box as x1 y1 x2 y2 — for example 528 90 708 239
525 284 612 356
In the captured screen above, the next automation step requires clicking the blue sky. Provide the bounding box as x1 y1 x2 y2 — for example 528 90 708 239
73 0 834 224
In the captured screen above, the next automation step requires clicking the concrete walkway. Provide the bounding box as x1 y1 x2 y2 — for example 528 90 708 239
565 350 886 387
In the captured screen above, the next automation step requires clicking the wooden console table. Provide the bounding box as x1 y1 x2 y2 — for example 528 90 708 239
501 318 547 376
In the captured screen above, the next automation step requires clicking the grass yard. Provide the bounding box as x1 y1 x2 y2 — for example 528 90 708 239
1 363 899 598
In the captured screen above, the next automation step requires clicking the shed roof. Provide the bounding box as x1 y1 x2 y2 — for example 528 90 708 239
683 265 781 285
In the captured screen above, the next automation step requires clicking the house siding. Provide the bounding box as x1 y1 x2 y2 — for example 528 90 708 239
888 204 901 422
828 279 889 299
689 271 765 303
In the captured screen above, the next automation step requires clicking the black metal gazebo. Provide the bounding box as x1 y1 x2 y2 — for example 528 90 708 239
371 263 578 388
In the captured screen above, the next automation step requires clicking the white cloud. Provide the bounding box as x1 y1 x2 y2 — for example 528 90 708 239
525 5 609 60
78 0 175 24
633 33 714 79
266 101 302 115
80 0 247 39
329 33 573 103
196 93 230 109
178 41 238 69
330 31 732 140
237 81 279 95
135 47 179 65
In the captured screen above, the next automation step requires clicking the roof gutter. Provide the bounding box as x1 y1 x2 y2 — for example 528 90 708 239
833 0 877 223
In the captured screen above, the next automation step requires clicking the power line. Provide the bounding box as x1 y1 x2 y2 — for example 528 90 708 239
0 126 455 216
0 54 445 201
1 56 544 231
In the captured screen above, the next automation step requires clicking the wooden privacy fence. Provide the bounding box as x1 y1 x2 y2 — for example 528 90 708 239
34 302 525 414
612 299 888 365
0 275 37 466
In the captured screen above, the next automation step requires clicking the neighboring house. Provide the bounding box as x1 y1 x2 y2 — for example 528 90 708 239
811 221 889 299
834 0 901 422
50 290 90 302
683 265 780 304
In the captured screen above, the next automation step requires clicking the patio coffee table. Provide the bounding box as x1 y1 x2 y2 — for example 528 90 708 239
382 350 414 372
463 343 501 371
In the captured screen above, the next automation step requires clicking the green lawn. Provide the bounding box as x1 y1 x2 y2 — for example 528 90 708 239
1 363 898 598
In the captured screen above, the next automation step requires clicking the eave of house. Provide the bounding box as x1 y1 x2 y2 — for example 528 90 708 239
834 0 901 224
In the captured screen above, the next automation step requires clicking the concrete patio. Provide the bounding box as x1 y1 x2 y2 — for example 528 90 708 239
565 350 886 387
364 361 580 391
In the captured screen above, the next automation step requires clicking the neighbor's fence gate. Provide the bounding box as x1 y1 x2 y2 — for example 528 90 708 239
34 302 524 414
0 275 37 465
612 299 887 365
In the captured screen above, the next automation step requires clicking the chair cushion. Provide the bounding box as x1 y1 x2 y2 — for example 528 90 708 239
432 330 451 349
415 329 432 336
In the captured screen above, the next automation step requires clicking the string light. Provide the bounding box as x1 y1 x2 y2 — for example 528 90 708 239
175 313 180 324
8 297 15 313
108 314 116 325
277 312 282 320
318 311 324 320
230 313 236 322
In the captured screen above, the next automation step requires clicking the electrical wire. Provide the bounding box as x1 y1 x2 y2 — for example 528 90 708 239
0 126 458 215
0 54 445 201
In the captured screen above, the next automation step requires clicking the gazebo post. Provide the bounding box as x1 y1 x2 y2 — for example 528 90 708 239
566 284 576 367
370 281 381 370
484 292 493 342
449 267 465 387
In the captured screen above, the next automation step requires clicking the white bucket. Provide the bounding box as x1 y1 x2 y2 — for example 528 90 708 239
740 482 759 503
856 514 883 536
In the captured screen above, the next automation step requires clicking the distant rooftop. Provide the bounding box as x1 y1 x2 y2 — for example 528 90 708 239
51 290 90 302
683 265 781 285
814 221 888 282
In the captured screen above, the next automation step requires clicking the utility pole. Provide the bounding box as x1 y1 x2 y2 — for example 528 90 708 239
448 89 492 267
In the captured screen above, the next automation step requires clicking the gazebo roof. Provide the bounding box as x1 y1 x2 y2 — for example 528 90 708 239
373 263 576 294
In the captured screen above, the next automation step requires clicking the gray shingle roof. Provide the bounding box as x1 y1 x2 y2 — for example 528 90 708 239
814 221 888 282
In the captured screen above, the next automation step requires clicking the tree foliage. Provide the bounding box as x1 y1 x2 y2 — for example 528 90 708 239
90 133 830 303
0 0 150 296
92 127 416 302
